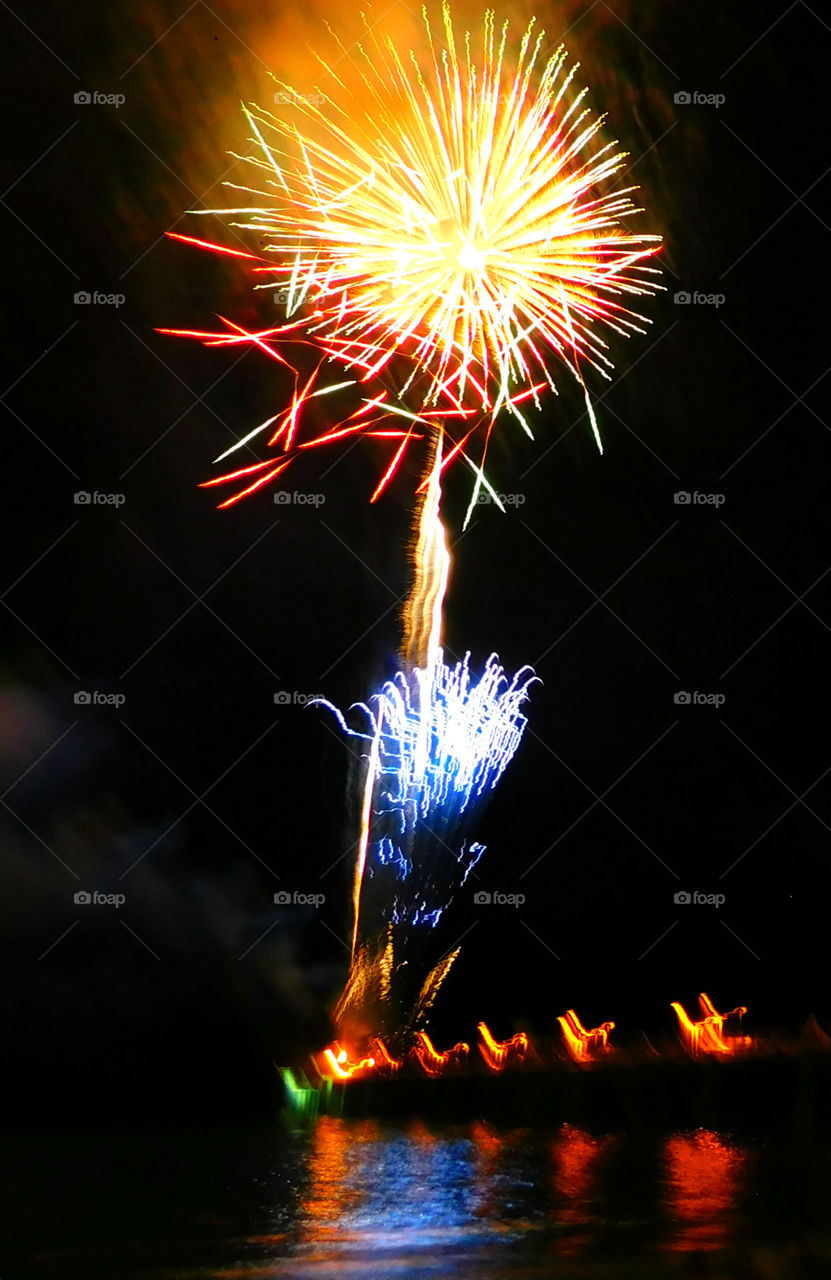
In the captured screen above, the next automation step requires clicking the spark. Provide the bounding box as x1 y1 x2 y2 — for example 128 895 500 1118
165 4 661 509
317 651 536 835
165 232 260 260
318 445 535 1059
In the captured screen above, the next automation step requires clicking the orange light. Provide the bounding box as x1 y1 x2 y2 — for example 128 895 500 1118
557 1009 615 1063
671 993 751 1059
369 1036 402 1074
412 1031 469 1076
316 1041 377 1080
476 1021 529 1072
319 1047 352 1080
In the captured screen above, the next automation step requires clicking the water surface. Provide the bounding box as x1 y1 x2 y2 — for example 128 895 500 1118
3 1117 829 1278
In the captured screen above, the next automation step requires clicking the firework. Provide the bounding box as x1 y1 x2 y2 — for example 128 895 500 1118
317 446 535 958
315 446 535 1045
162 4 663 1060
317 649 535 917
163 3 661 517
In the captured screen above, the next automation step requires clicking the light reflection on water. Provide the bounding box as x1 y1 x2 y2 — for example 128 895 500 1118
3 1117 830 1278
295 1117 749 1256
280 1118 762 1275
550 1123 614 1254
296 1117 530 1259
663 1130 748 1254
301 1117 487 1248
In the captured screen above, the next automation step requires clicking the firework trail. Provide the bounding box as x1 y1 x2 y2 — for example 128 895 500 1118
316 449 537 1043
162 3 661 520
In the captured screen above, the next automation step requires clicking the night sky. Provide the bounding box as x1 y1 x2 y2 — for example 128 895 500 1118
2 0 829 1121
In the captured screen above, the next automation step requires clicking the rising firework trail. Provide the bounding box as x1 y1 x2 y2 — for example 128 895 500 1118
162 3 661 520
316 448 537 1043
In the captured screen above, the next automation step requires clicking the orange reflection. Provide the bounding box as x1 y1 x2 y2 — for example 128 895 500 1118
476 1022 529 1072
300 1116 381 1226
671 993 751 1059
407 1117 439 1147
471 1121 508 1222
551 1124 611 1255
557 1009 615 1063
664 1130 747 1252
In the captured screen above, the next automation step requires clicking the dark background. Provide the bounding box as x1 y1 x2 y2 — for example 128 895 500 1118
1 0 829 1120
